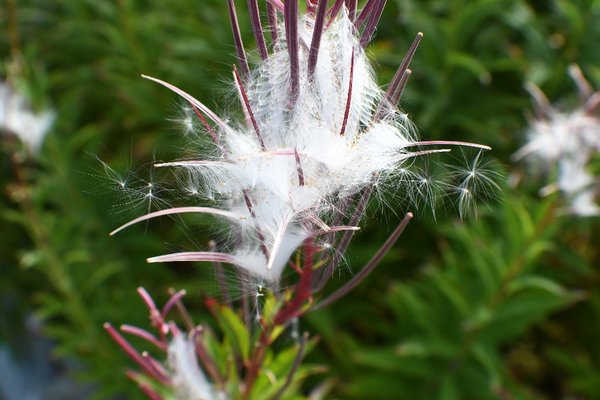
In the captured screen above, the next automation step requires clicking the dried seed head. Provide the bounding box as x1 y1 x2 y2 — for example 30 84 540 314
515 65 599 216
111 2 492 281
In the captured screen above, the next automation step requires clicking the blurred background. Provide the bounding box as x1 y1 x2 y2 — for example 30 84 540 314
1 0 599 399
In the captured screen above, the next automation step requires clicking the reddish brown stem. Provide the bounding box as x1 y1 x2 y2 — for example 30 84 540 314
307 0 328 77
339 49 355 136
313 212 413 310
271 332 309 400
228 0 250 78
360 0 387 47
104 323 170 384
191 104 222 147
284 0 299 101
192 327 226 386
243 326 272 398
234 65 266 151
266 0 279 44
274 242 315 325
294 147 305 186
247 0 269 60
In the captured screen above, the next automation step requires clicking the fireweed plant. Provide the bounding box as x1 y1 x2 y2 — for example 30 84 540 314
104 1 496 398
514 64 600 216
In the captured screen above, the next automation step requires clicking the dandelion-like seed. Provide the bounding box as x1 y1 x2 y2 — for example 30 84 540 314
0 81 55 156
111 0 491 282
514 64 600 216
450 150 501 219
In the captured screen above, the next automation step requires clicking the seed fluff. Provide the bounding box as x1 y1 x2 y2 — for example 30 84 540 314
111 1 491 281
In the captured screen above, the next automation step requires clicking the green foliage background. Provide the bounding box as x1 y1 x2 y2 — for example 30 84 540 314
1 0 599 399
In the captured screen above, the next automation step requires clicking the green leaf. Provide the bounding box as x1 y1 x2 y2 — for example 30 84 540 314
212 303 250 363
439 373 459 400
506 275 567 297
447 52 492 84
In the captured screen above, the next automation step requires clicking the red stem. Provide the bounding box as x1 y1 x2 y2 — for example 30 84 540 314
228 0 250 78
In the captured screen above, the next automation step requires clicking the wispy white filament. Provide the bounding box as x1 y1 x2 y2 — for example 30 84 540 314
0 82 55 155
515 65 600 216
168 334 220 400
113 7 491 280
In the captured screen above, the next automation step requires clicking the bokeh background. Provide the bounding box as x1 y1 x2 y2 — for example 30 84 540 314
1 0 599 399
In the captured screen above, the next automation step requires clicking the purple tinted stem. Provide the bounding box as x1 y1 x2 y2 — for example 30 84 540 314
326 196 352 242
164 289 195 332
142 75 232 134
104 323 170 384
215 261 232 306
390 68 411 105
346 0 358 21
142 352 170 380
233 65 266 150
354 0 376 29
110 206 239 236
285 0 299 101
294 148 305 186
405 140 491 151
139 384 162 400
228 0 250 78
315 185 373 291
524 82 552 119
585 92 600 115
243 189 271 260
193 328 226 385
248 0 268 60
267 0 284 10
313 212 413 310
241 280 252 332
327 0 345 28
312 197 352 289
162 289 187 318
127 371 162 400
339 50 355 136
137 287 159 317
374 69 412 122
360 0 387 47
271 332 309 400
333 185 372 258
383 32 422 102
191 104 222 147
120 325 166 350
147 251 238 264
568 64 593 100
307 0 328 77
209 240 232 306
266 0 278 44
